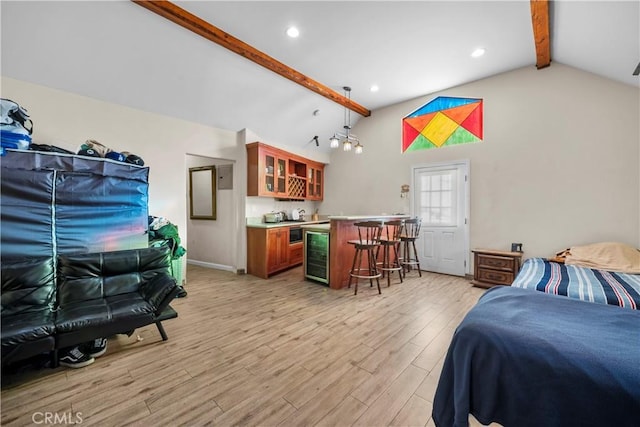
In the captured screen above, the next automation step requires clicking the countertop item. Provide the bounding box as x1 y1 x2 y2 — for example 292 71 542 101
247 219 329 229
263 212 284 223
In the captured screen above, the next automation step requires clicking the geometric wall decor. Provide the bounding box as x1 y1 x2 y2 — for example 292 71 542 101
402 96 483 152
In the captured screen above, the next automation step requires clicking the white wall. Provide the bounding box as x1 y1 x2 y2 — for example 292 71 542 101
322 64 640 258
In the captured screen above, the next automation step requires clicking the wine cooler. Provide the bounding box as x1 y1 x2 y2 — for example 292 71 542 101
304 230 329 284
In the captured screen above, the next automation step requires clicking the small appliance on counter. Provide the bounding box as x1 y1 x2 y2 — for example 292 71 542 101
263 212 284 223
290 208 306 221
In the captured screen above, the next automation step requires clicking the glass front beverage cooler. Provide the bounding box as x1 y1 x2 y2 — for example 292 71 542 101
304 230 329 284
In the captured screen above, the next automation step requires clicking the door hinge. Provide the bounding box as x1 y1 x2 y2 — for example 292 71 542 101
464 260 467 267
464 218 467 225
464 174 468 182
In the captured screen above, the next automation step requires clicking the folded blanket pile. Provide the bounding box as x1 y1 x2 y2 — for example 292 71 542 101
565 242 640 274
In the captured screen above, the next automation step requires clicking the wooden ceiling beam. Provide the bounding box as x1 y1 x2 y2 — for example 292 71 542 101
132 0 371 117
530 0 551 69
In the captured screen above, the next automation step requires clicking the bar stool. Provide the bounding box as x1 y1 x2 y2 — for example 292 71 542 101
347 221 383 295
399 217 422 278
377 220 404 287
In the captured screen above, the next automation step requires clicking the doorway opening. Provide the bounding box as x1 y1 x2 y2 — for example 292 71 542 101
185 154 236 272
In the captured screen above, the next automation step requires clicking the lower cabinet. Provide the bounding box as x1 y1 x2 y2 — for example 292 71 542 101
267 228 290 274
289 242 303 266
247 226 302 279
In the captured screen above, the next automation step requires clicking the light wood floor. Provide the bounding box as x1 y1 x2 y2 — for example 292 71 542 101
1 265 489 426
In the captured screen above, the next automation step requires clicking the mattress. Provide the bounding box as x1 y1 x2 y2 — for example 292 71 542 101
512 257 640 309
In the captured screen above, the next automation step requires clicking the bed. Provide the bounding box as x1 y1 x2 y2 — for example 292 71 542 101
512 257 640 309
432 286 640 427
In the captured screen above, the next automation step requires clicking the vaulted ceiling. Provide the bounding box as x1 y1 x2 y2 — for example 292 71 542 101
1 1 638 153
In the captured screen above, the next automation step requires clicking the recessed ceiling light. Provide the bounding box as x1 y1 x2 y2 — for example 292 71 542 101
370 85 379 92
286 27 300 38
471 48 486 58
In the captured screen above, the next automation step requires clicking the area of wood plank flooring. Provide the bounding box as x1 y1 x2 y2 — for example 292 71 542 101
1 265 490 426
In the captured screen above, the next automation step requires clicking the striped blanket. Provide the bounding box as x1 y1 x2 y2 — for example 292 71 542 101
512 258 640 309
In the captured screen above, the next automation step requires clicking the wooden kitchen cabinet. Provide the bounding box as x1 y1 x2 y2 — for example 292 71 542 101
287 158 307 199
247 225 303 279
470 249 523 289
247 143 288 197
289 242 303 266
267 227 289 274
246 142 324 200
307 162 324 201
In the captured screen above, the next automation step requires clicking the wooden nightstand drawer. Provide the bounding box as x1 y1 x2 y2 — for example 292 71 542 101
477 254 515 271
477 268 514 285
471 249 523 289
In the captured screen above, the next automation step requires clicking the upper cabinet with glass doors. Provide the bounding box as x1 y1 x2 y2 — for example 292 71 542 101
246 142 324 200
307 162 323 201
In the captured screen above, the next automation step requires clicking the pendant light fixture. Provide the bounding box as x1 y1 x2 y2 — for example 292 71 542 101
329 86 363 154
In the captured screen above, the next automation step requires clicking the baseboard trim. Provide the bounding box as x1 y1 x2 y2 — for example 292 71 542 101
186 259 236 273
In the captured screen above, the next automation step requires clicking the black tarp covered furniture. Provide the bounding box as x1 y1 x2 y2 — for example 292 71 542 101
1 150 179 368
1 247 179 368
0 149 149 258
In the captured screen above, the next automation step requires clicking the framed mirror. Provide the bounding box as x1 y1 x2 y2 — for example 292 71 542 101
189 166 216 220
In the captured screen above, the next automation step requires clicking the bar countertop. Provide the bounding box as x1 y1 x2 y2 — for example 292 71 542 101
246 219 329 229
300 223 330 232
328 214 409 221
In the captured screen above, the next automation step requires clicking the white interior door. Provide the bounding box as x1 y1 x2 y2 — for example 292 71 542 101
412 161 469 276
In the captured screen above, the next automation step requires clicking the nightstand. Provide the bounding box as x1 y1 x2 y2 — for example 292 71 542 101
471 249 523 289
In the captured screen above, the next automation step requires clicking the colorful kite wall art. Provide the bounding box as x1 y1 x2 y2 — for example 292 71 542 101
402 96 483 152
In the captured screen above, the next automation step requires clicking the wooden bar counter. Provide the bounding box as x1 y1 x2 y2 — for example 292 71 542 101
328 215 409 289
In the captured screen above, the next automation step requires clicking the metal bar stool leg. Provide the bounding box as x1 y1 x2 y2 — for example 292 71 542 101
369 248 381 294
384 244 391 287
393 242 403 283
354 247 363 295
348 246 358 291
402 240 409 278
411 240 422 277
369 248 375 287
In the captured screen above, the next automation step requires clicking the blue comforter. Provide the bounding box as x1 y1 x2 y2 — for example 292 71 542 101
432 286 640 427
